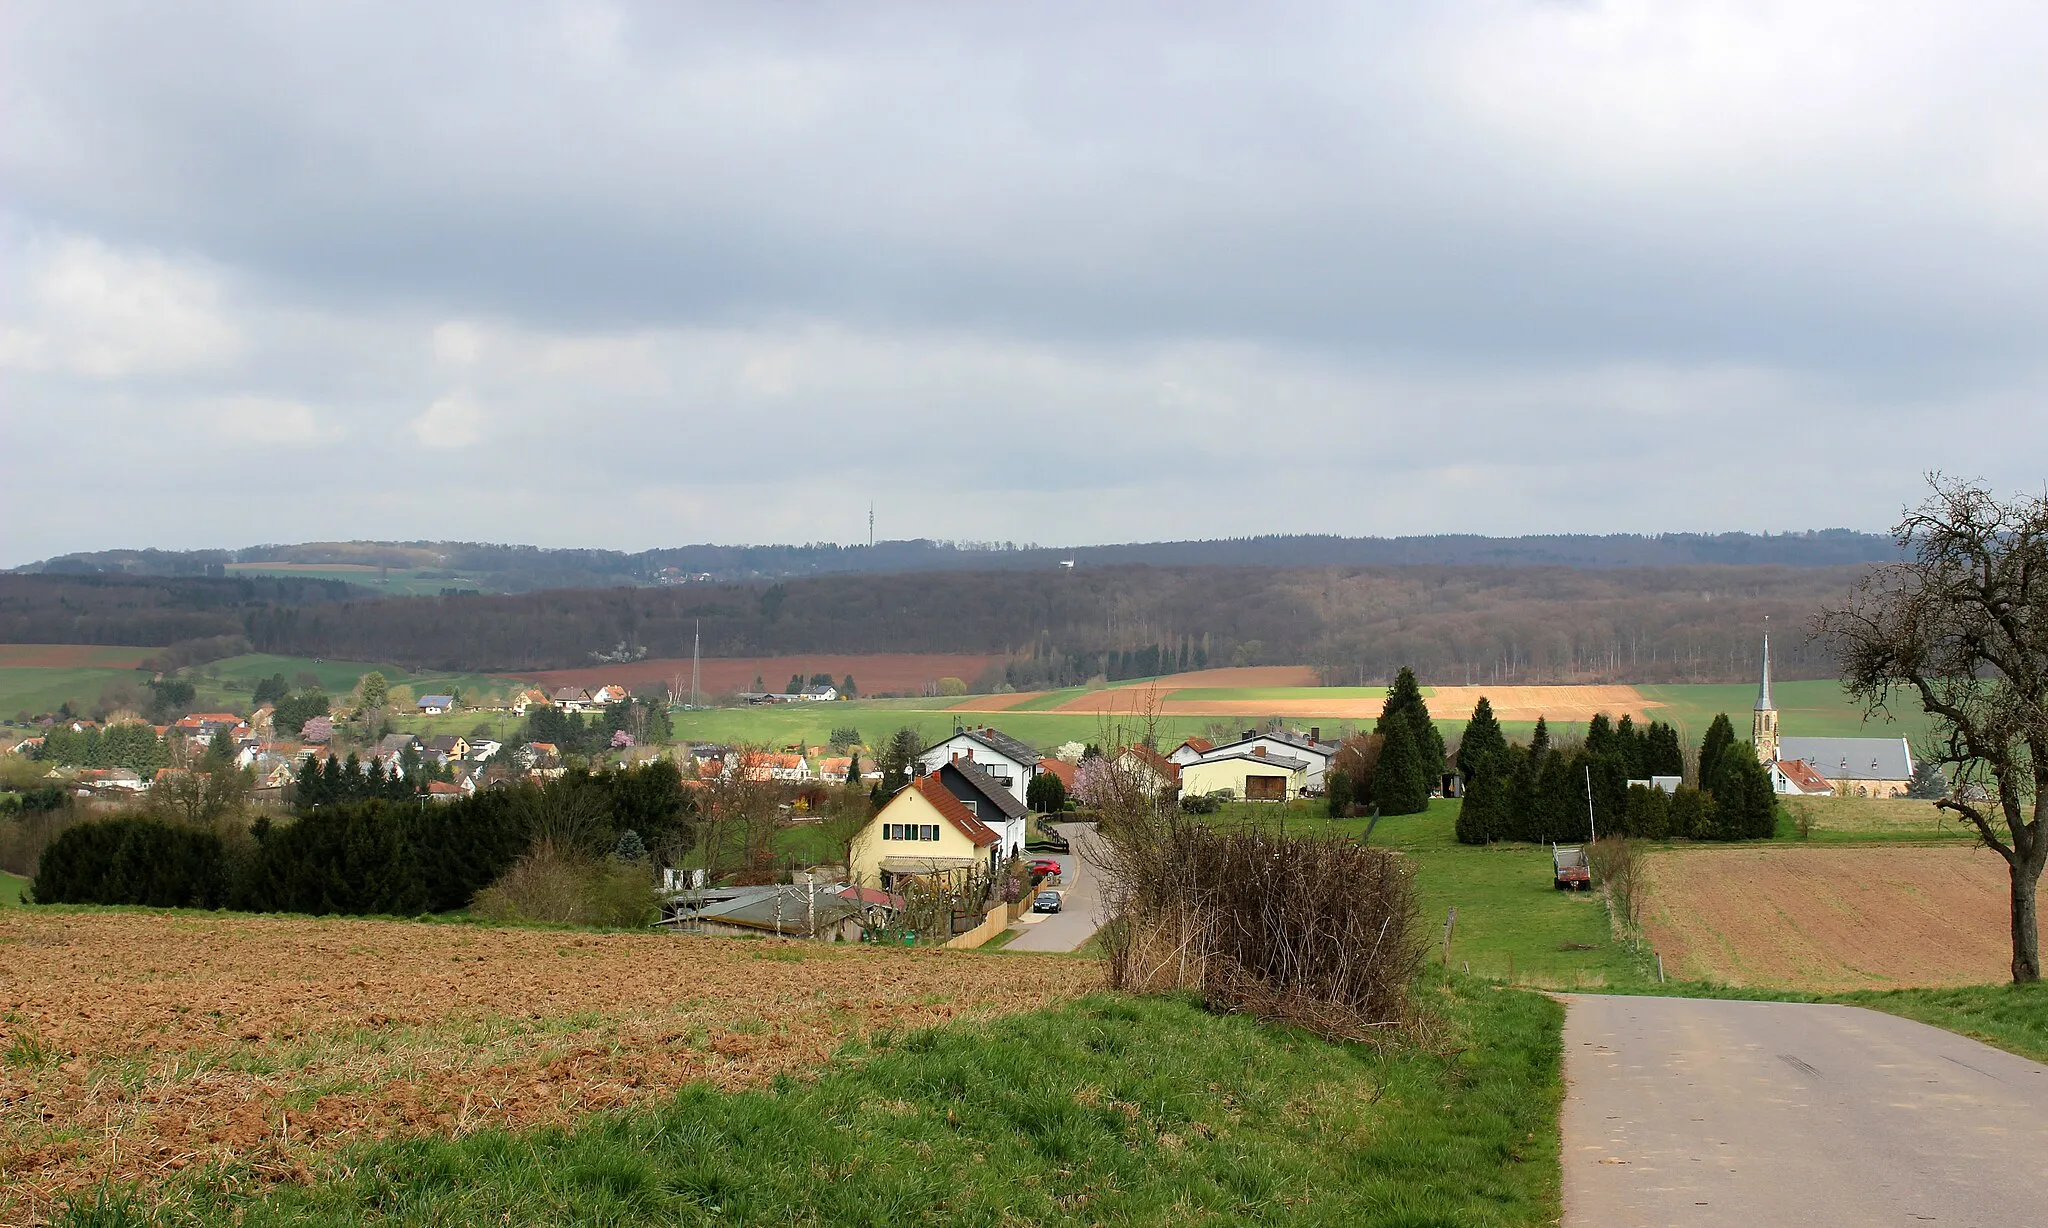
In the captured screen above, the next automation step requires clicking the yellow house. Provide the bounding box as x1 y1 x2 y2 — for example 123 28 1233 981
849 774 1004 889
1179 747 1309 802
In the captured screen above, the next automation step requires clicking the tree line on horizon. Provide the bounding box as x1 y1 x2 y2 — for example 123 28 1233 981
2 562 1857 686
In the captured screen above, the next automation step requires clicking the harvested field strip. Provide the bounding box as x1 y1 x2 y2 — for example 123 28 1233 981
1641 845 2040 991
519 654 1003 696
0 911 1085 1217
0 645 152 669
1418 685 1656 723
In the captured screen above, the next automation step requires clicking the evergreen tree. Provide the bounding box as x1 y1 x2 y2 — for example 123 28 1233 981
1614 715 1645 779
1528 717 1551 767
1325 768 1354 818
614 829 647 861
787 674 805 695
1455 768 1507 844
1645 722 1685 777
1458 697 1510 786
1373 717 1430 816
1585 713 1615 758
841 675 857 698
323 753 344 802
1377 667 1446 786
1698 714 1737 790
1027 770 1068 814
252 674 289 706
1669 785 1714 840
358 671 389 711
1710 749 1778 840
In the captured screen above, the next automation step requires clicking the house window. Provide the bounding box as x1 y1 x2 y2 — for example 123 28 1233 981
961 800 978 816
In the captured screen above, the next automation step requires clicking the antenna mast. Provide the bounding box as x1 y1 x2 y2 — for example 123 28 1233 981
868 502 874 548
691 619 700 710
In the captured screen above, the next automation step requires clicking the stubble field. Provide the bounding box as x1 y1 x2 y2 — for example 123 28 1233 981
0 911 1085 1219
1641 845 2038 991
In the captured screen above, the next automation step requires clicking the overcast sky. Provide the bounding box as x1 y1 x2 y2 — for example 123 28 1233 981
4 1 2044 564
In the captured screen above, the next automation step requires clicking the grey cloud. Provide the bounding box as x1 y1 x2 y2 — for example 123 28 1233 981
2 1 2045 562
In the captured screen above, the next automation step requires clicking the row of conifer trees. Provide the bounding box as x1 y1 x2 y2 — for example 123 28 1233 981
1454 704 1777 844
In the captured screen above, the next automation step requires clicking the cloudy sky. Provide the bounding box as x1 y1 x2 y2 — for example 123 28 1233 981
4 1 2044 564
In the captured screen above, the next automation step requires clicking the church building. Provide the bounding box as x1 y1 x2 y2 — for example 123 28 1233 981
1752 634 1915 798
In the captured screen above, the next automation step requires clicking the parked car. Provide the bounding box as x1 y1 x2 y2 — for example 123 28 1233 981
1029 859 1062 877
1032 890 1063 913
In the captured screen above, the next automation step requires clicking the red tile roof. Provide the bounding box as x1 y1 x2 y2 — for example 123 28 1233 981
1037 757 1077 787
1775 758 1834 794
1179 737 1214 754
1120 744 1182 783
910 773 1000 847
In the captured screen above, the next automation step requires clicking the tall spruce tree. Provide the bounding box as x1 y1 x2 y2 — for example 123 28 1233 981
1377 667 1446 785
1698 714 1737 791
1374 716 1431 816
1646 722 1685 777
1528 716 1551 767
1458 697 1510 786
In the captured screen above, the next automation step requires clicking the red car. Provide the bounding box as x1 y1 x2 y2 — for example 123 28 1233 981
1029 859 1062 877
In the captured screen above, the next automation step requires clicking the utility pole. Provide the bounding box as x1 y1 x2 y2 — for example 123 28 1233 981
690 620 700 711
1585 764 1597 843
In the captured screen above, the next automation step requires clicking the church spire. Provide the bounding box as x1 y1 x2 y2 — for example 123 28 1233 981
1752 627 1779 764
1754 630 1774 712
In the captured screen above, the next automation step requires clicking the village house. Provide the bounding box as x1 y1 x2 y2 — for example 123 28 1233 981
1114 744 1183 798
1166 737 1215 766
509 688 551 717
916 725 1040 807
551 687 594 713
1193 728 1340 791
1179 745 1310 802
589 683 630 707
416 694 456 716
817 756 854 784
425 734 470 763
799 684 839 702
848 773 1004 890
928 756 1031 858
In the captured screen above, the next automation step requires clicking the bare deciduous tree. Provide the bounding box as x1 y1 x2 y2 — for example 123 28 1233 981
1819 478 2048 982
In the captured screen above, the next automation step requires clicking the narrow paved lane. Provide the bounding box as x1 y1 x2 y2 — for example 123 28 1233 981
1563 994 2048 1227
1006 823 1104 953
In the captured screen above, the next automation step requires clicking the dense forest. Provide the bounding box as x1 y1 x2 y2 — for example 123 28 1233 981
17 529 1898 588
0 562 1863 685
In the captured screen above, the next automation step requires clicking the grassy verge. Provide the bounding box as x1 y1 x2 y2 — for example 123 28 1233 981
64 979 1563 1228
0 869 25 905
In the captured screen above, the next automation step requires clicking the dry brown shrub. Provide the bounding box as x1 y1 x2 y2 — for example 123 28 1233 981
1098 815 1423 1043
1588 836 1645 930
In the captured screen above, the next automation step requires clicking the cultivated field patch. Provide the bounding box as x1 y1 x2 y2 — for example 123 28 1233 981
1419 685 1657 723
521 654 1005 697
0 645 152 670
0 911 1084 1216
1641 845 2038 991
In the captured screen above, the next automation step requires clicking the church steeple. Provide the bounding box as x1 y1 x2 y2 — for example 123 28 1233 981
1752 630 1778 763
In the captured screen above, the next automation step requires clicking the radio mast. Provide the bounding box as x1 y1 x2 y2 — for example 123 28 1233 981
690 620 700 710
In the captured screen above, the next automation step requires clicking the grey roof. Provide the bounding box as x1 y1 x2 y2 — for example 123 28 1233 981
1210 731 1336 760
379 733 421 753
940 758 1029 824
1196 747 1311 772
419 694 455 706
1778 737 1913 781
931 726 1040 767
693 884 860 935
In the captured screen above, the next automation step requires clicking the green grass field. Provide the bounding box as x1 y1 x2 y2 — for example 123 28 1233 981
0 870 26 906
0 666 148 719
1194 799 1649 989
55 982 1564 1228
191 654 525 710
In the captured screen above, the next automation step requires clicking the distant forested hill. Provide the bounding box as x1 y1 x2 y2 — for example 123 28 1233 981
0 563 1863 686
16 530 1898 590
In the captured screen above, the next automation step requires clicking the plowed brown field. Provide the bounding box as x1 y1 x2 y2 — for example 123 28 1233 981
0 912 1087 1218
521 653 1003 696
0 645 151 669
1641 845 2038 990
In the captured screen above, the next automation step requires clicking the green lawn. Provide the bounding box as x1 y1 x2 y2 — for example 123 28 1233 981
1196 799 1650 989
0 870 26 906
0 666 152 719
191 654 527 712
58 981 1564 1228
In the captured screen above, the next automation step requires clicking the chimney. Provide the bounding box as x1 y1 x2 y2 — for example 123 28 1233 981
1310 726 1320 743
1244 728 1256 740
1253 746 1266 757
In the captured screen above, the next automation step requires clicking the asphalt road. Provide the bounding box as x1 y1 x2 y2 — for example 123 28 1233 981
1006 823 1105 953
1562 994 2048 1227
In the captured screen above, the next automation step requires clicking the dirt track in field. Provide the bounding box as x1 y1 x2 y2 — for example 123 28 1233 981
0 645 151 669
0 912 1087 1219
521 653 1004 696
1641 845 2036 990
